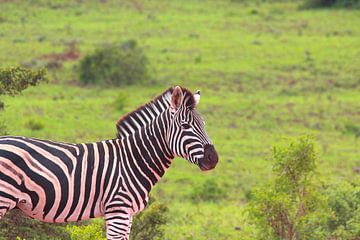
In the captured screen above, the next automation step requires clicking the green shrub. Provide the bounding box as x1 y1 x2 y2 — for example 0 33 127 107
245 137 360 239
113 92 128 111
79 40 150 86
130 200 168 240
0 210 69 240
303 0 360 8
0 67 47 96
326 181 360 238
343 122 360 138
271 136 317 193
66 219 105 240
65 198 168 240
246 136 330 240
26 118 45 131
190 178 224 202
0 66 47 135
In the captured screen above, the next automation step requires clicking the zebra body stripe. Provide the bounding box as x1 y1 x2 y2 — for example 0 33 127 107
0 87 218 239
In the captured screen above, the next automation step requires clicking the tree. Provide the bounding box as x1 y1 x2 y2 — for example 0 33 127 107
246 136 330 240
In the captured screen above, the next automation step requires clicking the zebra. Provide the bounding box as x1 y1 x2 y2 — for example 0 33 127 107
0 86 218 239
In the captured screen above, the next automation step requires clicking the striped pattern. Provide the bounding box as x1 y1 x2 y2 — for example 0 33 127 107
0 86 216 239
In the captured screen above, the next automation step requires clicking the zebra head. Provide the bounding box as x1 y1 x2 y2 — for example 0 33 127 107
167 86 219 171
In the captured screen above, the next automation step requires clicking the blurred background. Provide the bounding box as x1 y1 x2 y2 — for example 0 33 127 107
0 0 359 239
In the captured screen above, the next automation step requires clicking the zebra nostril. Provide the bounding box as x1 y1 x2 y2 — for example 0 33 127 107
204 144 214 152
204 144 217 162
199 144 219 171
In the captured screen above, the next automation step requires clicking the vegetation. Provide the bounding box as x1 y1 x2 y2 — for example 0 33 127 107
0 67 62 239
79 40 150 86
325 180 360 239
304 0 360 8
0 0 359 239
246 137 360 239
190 178 224 202
0 67 47 96
113 92 129 111
66 219 105 240
0 66 47 134
65 197 168 240
0 209 69 240
130 199 168 240
246 137 329 239
25 118 45 131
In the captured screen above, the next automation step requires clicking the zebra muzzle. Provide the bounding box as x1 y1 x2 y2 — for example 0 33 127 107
199 144 218 171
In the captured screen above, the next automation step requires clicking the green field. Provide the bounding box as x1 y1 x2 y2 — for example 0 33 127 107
0 0 360 239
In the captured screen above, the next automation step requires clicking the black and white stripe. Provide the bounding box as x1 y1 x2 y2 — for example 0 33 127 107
0 86 218 239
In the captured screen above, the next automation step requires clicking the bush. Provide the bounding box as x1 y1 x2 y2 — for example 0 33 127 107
0 67 47 96
66 219 105 240
326 181 360 239
79 40 150 86
246 136 330 240
343 122 360 138
190 178 224 202
26 118 45 131
130 198 168 240
65 198 168 240
0 209 69 240
0 66 47 122
245 137 360 239
303 0 360 8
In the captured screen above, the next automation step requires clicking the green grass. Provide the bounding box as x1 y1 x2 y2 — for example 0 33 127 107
0 0 360 239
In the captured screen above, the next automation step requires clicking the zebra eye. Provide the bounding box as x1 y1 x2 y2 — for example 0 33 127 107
181 123 191 129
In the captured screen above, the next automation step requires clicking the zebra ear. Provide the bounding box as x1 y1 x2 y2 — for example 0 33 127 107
171 86 183 110
194 90 200 106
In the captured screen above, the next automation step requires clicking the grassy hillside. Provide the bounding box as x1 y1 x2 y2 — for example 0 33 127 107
0 0 359 239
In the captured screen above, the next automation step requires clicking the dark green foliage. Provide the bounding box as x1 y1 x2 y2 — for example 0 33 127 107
130 199 168 240
0 67 47 113
79 40 150 86
0 210 69 240
0 67 47 96
26 118 45 131
190 178 224 202
303 0 360 8
232 0 360 8
325 181 360 239
343 123 360 138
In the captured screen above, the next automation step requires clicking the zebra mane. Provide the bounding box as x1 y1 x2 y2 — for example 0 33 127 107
116 86 196 138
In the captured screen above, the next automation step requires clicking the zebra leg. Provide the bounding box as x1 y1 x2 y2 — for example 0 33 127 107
105 208 133 240
127 216 133 238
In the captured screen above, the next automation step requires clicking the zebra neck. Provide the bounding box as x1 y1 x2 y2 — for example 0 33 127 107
117 110 174 186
